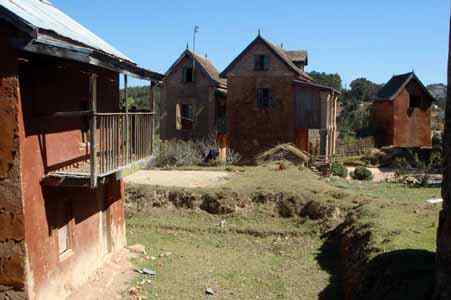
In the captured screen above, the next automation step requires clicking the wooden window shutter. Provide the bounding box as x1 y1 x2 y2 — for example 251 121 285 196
176 103 182 130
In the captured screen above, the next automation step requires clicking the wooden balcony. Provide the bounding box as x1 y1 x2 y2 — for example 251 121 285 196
42 74 155 188
44 112 154 188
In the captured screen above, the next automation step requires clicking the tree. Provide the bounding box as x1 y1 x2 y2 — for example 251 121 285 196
349 78 382 103
308 71 343 91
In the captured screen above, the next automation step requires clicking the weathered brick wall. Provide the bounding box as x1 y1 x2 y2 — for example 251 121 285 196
372 100 394 147
225 39 297 159
161 55 217 140
0 30 26 300
393 88 432 148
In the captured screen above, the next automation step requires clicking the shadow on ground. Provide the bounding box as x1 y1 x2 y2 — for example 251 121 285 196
317 243 435 300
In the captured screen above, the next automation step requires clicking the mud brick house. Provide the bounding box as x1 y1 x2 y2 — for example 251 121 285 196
158 49 227 141
220 35 340 160
0 1 162 299
372 72 436 148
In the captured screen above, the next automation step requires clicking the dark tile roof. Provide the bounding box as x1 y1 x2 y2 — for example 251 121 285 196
165 49 227 88
376 72 435 101
220 35 312 81
258 37 312 81
285 50 308 64
189 50 227 88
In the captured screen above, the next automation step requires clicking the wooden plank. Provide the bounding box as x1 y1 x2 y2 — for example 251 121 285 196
89 74 98 188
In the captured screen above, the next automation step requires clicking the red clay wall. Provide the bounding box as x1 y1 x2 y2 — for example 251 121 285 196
372 100 394 147
18 56 126 299
23 178 126 300
393 88 432 148
0 29 27 300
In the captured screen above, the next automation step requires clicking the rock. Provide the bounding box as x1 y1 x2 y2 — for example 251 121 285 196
128 244 146 255
206 288 215 295
159 252 172 258
129 287 138 296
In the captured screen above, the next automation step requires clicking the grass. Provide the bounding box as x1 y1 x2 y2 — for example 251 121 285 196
127 211 333 299
125 162 441 299
329 178 440 253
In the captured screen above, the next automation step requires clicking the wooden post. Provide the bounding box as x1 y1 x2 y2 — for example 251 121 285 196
90 74 98 188
124 74 129 164
150 81 155 154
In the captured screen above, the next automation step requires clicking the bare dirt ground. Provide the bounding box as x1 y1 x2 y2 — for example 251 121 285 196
67 249 136 300
346 167 396 182
125 170 232 188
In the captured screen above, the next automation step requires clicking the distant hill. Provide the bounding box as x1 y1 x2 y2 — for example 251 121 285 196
428 83 447 100
427 83 446 109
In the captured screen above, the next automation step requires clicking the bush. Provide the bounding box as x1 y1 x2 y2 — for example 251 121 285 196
351 166 373 181
331 162 348 178
155 140 203 167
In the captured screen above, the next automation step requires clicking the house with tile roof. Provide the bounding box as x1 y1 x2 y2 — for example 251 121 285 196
158 49 227 141
372 72 436 148
220 34 340 160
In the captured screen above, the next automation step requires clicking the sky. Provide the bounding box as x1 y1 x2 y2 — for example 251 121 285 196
54 0 449 87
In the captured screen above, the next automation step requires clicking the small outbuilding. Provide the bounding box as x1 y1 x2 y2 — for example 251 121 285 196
372 72 436 148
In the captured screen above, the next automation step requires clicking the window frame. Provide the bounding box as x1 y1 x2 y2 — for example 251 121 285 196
182 67 195 83
256 88 272 108
176 103 194 130
57 201 74 259
254 54 269 71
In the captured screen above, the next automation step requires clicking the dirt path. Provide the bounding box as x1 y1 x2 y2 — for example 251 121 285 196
67 249 136 300
125 170 232 188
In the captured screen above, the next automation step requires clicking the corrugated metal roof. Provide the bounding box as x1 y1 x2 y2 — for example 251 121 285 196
0 0 131 62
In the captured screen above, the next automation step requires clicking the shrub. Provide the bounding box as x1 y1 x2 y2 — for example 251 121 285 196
331 162 348 178
351 166 373 181
155 140 203 167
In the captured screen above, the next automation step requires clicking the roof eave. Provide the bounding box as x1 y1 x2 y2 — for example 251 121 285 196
293 79 342 95
14 37 163 81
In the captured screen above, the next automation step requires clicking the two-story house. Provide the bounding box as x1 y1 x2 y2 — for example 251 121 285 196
158 49 227 141
0 1 162 299
220 34 340 160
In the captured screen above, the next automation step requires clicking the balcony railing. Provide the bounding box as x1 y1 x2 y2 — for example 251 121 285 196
50 112 154 187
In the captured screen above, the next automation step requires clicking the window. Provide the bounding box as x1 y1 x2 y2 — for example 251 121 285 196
254 55 269 71
183 67 194 83
58 201 73 256
257 88 272 108
176 103 193 130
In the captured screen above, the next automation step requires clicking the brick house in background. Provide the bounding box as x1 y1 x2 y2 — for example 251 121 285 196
0 1 162 299
220 35 340 160
158 49 227 141
372 72 436 148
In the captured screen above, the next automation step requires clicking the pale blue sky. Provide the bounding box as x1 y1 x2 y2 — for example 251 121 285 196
55 0 449 86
